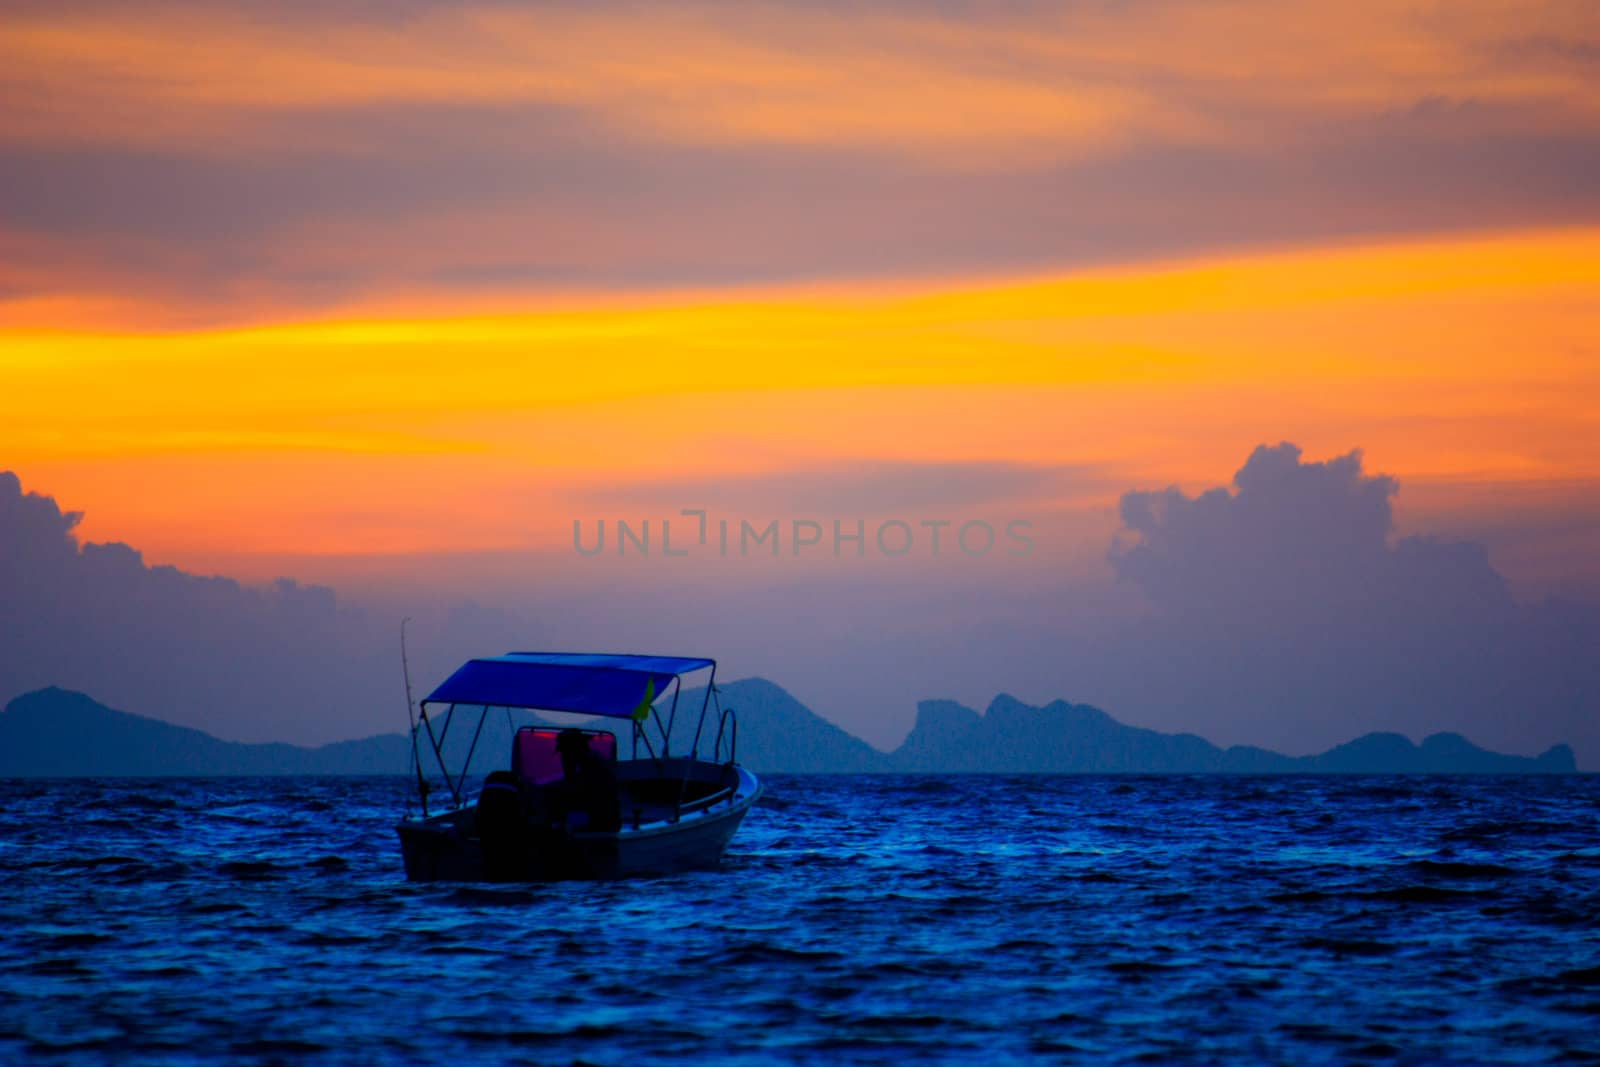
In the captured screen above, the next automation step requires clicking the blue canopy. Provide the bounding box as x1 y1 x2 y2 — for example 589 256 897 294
422 652 714 719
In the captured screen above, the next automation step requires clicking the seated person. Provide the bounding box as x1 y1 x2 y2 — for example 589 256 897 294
554 728 622 833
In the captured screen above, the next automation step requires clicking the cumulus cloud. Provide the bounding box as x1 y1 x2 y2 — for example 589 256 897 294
2 451 1595 765
0 471 535 744
1105 444 1599 762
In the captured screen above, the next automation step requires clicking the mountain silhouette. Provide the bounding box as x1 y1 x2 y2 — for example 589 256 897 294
0 682 1577 776
668 678 891 773
886 693 1574 774
0 687 413 776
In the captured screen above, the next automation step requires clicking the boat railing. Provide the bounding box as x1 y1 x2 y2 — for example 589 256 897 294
677 782 736 815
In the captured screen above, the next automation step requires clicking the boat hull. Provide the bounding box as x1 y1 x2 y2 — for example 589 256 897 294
396 762 760 882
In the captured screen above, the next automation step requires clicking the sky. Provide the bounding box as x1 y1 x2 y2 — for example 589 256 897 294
2 1 1598 761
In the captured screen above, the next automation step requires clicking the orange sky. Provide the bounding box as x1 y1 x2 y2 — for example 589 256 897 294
2 0 1598 596
5 227 1598 586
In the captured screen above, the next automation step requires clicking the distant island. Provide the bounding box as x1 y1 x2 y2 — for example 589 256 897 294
0 681 1577 777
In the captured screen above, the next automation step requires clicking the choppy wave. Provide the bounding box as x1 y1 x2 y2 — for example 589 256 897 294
0 773 1597 1064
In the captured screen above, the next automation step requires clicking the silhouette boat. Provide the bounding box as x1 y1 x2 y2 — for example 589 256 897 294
396 652 760 881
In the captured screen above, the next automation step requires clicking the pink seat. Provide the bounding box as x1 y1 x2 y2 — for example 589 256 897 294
512 728 616 785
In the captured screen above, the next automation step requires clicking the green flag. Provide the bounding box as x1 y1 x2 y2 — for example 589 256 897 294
631 677 656 723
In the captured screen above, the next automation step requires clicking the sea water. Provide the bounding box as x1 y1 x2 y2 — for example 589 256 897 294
1 774 1598 1064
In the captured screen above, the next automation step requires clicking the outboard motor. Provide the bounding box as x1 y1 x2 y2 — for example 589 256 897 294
475 771 531 881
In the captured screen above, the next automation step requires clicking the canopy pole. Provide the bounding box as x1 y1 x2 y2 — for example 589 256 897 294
651 679 673 755
688 664 717 758
450 705 490 804
663 676 683 755
420 702 461 809
676 663 718 818
633 716 661 766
